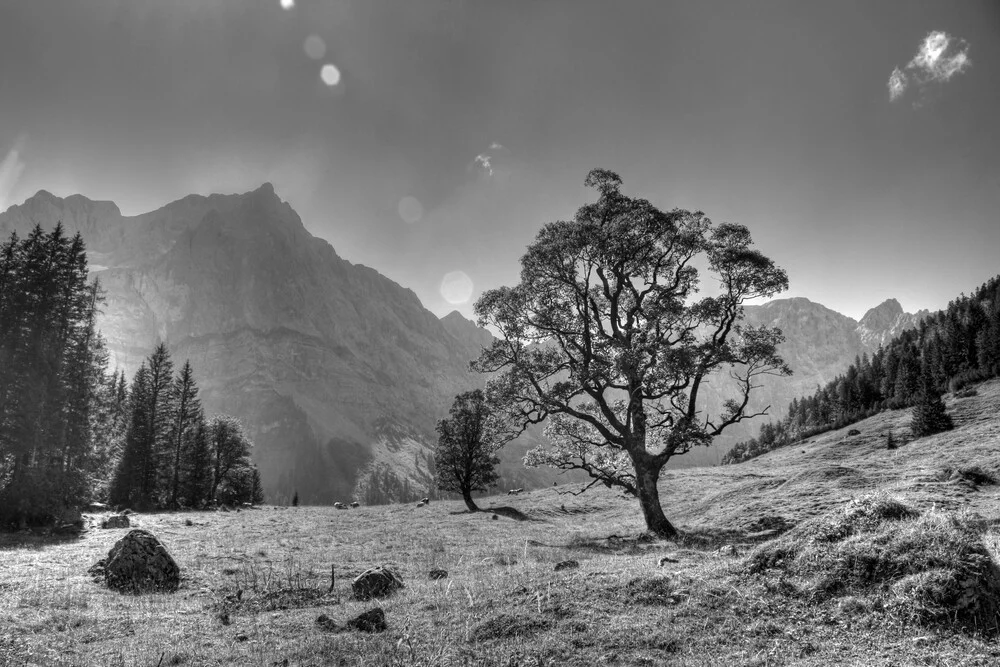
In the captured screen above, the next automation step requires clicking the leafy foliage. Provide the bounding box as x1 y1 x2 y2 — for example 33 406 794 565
473 169 789 536
433 389 512 511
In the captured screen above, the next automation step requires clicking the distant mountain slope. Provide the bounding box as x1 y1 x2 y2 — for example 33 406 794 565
0 186 930 496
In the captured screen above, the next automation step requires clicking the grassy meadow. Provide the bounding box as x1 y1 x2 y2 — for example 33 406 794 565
3 380 1000 666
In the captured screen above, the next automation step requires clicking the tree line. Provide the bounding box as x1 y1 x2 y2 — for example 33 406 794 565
0 225 262 528
723 276 1000 464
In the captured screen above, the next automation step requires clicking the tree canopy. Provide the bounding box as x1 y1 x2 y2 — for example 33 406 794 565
473 169 789 537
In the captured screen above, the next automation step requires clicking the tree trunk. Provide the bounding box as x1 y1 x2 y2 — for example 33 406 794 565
634 457 678 539
462 489 480 512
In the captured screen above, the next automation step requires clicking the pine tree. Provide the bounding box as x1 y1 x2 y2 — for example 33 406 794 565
181 421 213 508
910 363 953 438
292 490 299 507
168 361 203 507
886 431 897 450
146 343 176 504
110 364 154 508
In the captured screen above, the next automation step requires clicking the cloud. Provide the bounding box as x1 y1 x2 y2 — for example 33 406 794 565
468 141 512 181
888 31 971 102
0 136 28 213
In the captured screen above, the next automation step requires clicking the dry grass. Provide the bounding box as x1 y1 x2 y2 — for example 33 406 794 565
2 380 1000 666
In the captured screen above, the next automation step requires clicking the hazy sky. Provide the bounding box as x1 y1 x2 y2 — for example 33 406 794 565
1 0 997 320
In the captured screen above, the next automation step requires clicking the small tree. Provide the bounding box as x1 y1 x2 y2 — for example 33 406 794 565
292 490 299 507
473 169 789 538
910 363 953 438
885 430 897 450
434 389 513 512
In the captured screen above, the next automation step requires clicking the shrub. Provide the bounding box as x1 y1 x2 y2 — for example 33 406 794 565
747 494 1000 635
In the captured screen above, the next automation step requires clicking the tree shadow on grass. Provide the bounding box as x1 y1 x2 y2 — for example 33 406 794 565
0 528 85 551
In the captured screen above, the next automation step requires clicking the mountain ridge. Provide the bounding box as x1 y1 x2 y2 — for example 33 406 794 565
0 186 933 494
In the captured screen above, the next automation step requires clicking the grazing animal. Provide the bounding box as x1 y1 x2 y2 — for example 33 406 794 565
350 501 359 508
420 497 430 504
334 502 347 510
416 501 425 508
507 488 524 496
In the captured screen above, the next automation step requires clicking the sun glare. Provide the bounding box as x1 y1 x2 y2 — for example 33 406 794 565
279 0 294 10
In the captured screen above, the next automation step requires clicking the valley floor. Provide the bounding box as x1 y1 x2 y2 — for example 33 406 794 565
3 381 1000 666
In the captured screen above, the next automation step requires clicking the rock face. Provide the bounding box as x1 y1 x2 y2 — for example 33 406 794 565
857 298 930 350
101 529 180 593
352 566 404 601
0 188 930 487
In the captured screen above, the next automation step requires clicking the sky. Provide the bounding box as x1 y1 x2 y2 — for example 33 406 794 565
1 0 998 321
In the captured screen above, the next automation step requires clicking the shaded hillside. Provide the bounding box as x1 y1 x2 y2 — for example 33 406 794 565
724 277 999 464
673 296 929 467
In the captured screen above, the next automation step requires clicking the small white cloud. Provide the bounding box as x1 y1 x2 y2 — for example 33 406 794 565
887 67 908 101
473 154 493 176
888 30 971 102
489 141 505 150
0 136 27 213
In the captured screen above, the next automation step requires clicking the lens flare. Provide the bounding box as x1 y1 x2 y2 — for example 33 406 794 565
280 0 294 9
320 63 341 86
304 35 326 60
440 271 474 305
397 196 423 224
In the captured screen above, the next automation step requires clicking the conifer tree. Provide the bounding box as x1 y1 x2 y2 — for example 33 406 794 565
168 360 203 507
910 363 953 438
181 421 213 508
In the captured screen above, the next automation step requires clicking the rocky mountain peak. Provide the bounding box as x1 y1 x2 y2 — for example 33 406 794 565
859 298 904 330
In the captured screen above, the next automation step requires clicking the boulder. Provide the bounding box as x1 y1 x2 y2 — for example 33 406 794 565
352 566 404 601
101 529 180 593
101 514 130 529
347 607 387 633
554 560 580 572
429 569 448 580
316 613 339 632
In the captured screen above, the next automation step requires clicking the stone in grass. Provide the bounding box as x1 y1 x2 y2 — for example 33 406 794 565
316 614 339 632
101 514 130 529
554 560 580 572
352 566 404 601
100 529 180 593
347 608 387 633
429 569 448 580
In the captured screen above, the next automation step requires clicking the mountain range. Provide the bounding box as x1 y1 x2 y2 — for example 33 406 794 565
0 186 931 498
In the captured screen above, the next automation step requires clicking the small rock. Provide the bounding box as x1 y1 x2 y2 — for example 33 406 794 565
185 518 193 526
491 514 498 521
352 566 404 601
429 569 448 580
316 613 339 631
235 634 249 642
218 611 231 626
101 514 130 529
847 429 861 436
716 545 739 557
658 555 680 566
554 560 580 572
347 607 386 633
121 508 135 515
